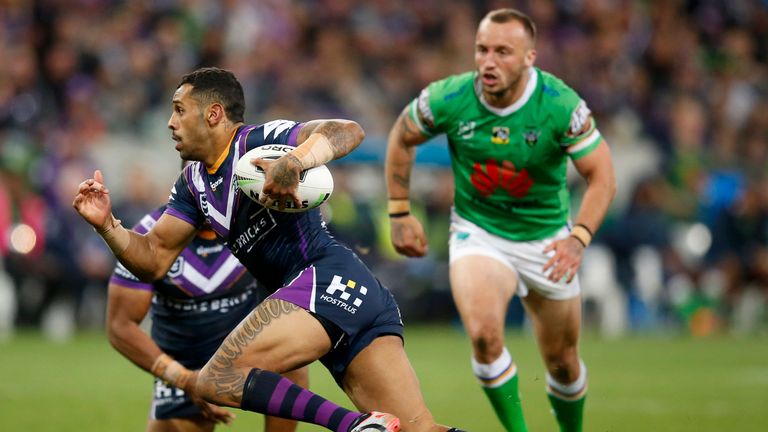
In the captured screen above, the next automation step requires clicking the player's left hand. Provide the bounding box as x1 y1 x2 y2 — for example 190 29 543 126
252 156 303 211
542 236 585 283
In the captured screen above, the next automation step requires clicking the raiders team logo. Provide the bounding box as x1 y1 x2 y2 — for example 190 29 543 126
523 130 540 147
491 126 510 144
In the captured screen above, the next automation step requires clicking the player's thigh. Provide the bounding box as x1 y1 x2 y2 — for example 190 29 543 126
341 335 436 427
214 299 331 372
522 289 582 358
146 418 214 432
450 255 518 327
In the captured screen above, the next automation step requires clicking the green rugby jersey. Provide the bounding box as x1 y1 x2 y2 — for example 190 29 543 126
408 67 602 241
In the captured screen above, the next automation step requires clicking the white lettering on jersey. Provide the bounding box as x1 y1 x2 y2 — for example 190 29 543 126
262 120 297 141
417 88 435 128
568 99 592 137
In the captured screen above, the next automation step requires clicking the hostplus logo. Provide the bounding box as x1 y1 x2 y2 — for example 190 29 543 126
320 275 368 315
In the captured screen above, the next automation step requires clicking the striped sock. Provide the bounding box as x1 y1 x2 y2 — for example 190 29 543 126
473 347 528 432
546 360 588 432
240 368 359 432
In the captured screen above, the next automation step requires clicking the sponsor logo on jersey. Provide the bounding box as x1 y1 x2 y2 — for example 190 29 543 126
210 176 224 191
196 244 224 257
470 159 534 198
231 208 277 255
458 121 476 139
319 275 368 315
154 290 254 314
455 232 470 241
491 127 510 144
522 130 541 147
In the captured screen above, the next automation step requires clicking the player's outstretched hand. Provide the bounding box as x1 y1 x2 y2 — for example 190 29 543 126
252 156 302 211
72 170 113 230
390 215 429 257
184 371 236 425
542 236 585 283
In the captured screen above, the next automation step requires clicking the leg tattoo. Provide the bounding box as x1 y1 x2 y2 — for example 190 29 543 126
205 299 300 403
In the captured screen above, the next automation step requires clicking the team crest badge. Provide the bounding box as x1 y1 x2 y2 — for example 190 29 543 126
523 130 541 147
491 126 510 144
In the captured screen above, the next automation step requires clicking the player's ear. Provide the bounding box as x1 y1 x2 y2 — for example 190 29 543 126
207 103 225 126
525 48 537 68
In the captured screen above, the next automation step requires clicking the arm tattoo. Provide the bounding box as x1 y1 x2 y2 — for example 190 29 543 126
399 111 420 142
206 300 300 400
392 171 410 189
316 121 354 157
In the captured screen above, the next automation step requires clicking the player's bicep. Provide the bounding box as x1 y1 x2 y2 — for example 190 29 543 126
144 213 197 275
296 119 361 143
394 107 430 147
572 139 614 183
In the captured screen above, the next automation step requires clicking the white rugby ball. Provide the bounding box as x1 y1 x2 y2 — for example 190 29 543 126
235 144 334 213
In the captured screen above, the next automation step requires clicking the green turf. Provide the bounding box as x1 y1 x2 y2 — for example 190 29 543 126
1 326 767 431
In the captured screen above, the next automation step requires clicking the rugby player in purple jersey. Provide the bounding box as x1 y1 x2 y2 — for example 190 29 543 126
107 204 307 432
75 67 464 432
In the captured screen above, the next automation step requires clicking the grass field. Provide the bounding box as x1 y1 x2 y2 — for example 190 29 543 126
1 325 767 431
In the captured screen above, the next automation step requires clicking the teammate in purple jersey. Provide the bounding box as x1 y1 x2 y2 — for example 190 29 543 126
107 206 307 432
74 67 463 432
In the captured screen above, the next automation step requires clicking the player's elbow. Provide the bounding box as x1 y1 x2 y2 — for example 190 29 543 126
106 318 129 351
346 120 365 148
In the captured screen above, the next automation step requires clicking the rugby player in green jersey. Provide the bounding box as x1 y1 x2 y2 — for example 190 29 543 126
385 8 616 432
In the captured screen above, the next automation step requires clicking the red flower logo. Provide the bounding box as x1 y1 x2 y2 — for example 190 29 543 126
470 159 533 198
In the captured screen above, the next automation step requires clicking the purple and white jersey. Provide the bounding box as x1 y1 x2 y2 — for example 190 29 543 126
109 206 263 357
166 120 337 291
109 207 252 299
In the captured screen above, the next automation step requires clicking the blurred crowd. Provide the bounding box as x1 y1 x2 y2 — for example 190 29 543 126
0 0 766 340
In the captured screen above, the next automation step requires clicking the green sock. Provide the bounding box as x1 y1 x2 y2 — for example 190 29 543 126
482 373 528 432
547 392 586 432
546 360 587 432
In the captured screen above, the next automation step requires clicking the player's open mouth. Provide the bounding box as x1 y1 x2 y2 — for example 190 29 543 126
481 73 498 86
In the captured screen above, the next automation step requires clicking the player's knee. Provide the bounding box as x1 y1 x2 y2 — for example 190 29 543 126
543 351 581 383
466 322 504 359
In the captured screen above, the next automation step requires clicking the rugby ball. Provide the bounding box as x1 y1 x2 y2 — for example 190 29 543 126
235 144 334 213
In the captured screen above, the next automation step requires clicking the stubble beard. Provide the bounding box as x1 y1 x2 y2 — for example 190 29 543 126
484 68 526 107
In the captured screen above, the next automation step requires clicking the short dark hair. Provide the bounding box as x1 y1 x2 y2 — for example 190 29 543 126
177 67 245 123
483 8 537 43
